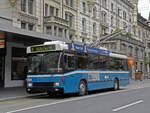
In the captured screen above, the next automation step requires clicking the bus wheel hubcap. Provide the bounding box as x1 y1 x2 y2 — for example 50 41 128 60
115 81 118 89
80 83 85 93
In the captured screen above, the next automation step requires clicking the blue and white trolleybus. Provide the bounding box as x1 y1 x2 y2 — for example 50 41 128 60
26 41 130 96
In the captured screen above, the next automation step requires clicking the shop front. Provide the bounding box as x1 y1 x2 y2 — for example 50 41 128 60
0 57 4 87
0 31 5 87
4 33 44 88
0 23 62 88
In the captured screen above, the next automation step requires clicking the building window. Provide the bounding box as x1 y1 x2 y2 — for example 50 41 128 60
123 11 126 20
111 3 113 11
11 47 27 80
111 29 113 33
147 43 150 49
21 22 26 29
28 24 34 31
66 0 69 5
28 0 33 14
82 2 86 13
118 8 121 17
65 13 68 20
56 8 59 17
54 26 57 36
138 30 141 39
45 4 48 16
58 28 63 37
46 26 52 35
142 32 145 39
141 50 143 58
102 11 107 23
123 22 127 31
21 0 26 12
120 43 126 52
129 15 132 23
111 16 113 26
135 62 138 70
69 15 73 27
65 13 73 27
140 63 143 71
128 46 133 56
50 6 54 16
82 38 85 43
65 0 73 7
102 28 106 35
128 25 131 33
117 19 120 28
93 7 96 18
82 18 86 32
102 0 107 8
133 26 136 35
135 48 139 58
70 0 73 7
69 35 73 40
64 29 67 39
93 23 96 34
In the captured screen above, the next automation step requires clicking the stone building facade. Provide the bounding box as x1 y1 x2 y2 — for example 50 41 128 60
137 13 150 78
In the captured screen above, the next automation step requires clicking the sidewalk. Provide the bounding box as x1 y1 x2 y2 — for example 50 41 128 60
0 79 150 101
0 87 44 101
122 79 150 89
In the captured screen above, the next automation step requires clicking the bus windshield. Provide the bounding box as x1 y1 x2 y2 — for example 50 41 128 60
28 52 63 74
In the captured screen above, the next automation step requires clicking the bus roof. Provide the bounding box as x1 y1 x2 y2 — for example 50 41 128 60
27 41 68 53
27 41 128 59
109 53 128 59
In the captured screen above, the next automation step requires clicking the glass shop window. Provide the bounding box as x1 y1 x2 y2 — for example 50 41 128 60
11 47 27 80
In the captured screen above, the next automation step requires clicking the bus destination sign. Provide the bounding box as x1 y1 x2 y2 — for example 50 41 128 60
31 45 55 52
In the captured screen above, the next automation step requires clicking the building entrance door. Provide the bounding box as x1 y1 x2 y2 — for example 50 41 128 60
0 57 4 87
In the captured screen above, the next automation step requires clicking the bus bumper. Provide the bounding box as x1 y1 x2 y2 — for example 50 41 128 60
26 87 64 94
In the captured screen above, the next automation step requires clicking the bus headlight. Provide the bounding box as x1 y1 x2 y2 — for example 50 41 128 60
28 83 33 87
54 82 60 86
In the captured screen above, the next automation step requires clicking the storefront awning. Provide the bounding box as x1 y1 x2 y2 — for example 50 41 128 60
0 23 66 42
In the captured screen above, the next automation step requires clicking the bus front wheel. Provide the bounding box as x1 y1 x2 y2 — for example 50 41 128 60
78 80 87 96
114 79 119 90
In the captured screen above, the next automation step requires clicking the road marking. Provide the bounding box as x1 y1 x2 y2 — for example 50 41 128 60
0 99 44 105
6 86 150 113
112 100 144 112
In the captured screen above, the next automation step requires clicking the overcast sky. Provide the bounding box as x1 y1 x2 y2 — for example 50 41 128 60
138 0 150 20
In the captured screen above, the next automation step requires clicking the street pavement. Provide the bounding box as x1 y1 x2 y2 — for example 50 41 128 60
7 86 150 113
0 79 150 113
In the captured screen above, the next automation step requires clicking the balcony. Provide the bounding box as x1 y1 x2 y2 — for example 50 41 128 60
44 16 69 27
13 11 38 24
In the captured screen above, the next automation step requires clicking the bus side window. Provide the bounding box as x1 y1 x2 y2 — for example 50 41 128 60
64 55 75 71
68 56 75 68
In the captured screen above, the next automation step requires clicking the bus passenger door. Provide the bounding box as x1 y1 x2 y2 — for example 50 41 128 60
63 54 77 93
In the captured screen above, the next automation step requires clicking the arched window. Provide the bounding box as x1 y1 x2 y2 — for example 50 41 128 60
93 7 97 17
93 23 96 34
120 43 126 52
82 18 86 32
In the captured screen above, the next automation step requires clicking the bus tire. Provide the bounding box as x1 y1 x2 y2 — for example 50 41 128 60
114 79 119 90
78 80 87 96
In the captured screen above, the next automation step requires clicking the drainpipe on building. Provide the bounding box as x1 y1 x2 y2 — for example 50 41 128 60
62 0 64 19
43 0 45 33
